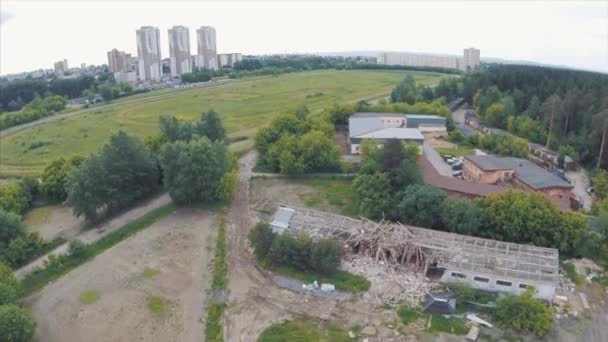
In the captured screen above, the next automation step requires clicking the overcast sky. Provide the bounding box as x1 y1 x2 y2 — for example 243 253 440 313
1 0 607 75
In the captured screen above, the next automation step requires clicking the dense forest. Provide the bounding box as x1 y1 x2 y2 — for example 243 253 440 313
460 64 608 168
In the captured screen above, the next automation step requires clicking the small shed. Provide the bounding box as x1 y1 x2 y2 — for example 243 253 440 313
269 207 295 234
422 292 457 314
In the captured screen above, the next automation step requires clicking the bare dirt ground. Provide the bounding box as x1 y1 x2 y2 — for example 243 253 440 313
567 167 593 210
24 205 84 240
250 178 315 214
224 152 414 341
25 208 216 342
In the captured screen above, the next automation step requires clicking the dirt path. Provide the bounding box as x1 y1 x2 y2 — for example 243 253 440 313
15 193 172 279
25 207 215 342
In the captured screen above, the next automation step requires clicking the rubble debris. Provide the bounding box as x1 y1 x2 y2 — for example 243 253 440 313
342 255 435 306
579 293 590 310
466 325 480 341
466 313 492 328
361 326 377 336
320 283 335 292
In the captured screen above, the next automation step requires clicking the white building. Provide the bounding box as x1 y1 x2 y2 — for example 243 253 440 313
168 26 192 77
196 26 218 70
53 59 68 74
136 26 162 81
218 53 243 68
114 71 137 84
107 49 130 73
377 48 480 71
348 113 446 154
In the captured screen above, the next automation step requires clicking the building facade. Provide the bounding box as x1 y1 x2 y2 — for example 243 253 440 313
218 53 243 68
377 48 480 71
53 59 68 74
136 26 162 81
168 26 192 77
196 26 218 70
107 49 130 73
114 71 137 84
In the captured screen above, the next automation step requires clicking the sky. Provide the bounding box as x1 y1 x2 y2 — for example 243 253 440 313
1 0 607 75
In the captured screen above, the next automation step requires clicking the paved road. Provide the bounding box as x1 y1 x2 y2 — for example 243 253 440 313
568 168 593 210
452 108 477 137
423 142 453 177
14 193 172 279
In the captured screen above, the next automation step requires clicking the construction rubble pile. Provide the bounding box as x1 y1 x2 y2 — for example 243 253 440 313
342 255 435 307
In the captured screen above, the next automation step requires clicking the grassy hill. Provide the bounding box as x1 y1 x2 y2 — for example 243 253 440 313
0 69 448 176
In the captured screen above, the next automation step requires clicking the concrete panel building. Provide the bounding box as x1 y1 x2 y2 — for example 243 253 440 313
136 26 162 82
218 53 243 68
168 26 192 77
378 48 480 71
196 26 218 70
107 49 130 73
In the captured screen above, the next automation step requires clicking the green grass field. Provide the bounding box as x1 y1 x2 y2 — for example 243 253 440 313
0 70 448 176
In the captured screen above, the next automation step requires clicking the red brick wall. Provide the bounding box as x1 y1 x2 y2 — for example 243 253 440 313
463 160 513 184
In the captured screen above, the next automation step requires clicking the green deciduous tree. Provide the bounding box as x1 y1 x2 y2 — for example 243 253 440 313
476 190 586 254
159 137 230 204
495 287 553 337
248 223 276 262
310 239 341 275
0 262 18 292
0 183 28 215
352 173 393 220
195 110 227 142
0 283 19 306
440 198 481 235
396 184 447 229
0 209 25 250
1 233 44 268
0 304 35 342
67 132 159 222
593 170 608 200
40 156 82 201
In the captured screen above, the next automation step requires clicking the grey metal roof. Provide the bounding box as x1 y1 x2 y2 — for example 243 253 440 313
405 114 446 120
355 127 424 140
270 207 295 229
465 155 573 190
350 112 406 119
348 116 387 137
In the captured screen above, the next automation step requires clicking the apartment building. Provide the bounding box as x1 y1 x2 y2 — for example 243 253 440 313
168 26 192 77
218 53 243 68
196 26 218 70
136 26 162 81
377 48 480 71
53 59 68 74
107 49 130 73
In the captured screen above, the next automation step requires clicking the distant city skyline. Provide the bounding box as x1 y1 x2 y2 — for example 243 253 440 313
1 1 607 75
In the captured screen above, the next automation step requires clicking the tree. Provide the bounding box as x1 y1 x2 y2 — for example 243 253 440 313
495 287 553 337
67 132 159 221
310 239 341 275
159 137 230 204
440 198 481 235
352 173 393 220
248 223 276 262
1 233 44 268
542 94 563 148
0 183 28 214
0 262 18 293
523 96 541 118
593 170 608 200
593 107 608 169
196 110 226 142
40 157 81 201
0 304 36 342
476 190 586 254
484 103 507 127
0 209 26 250
0 282 19 306
396 184 447 229
159 115 182 142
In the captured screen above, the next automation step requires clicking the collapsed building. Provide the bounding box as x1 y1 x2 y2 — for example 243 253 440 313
270 206 559 300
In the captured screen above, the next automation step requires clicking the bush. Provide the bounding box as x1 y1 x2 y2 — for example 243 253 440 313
495 287 553 337
0 208 26 249
0 282 19 306
67 240 88 259
1 233 44 268
0 262 19 291
0 183 29 215
0 304 35 342
310 239 341 275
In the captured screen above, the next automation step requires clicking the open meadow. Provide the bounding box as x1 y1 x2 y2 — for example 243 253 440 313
0 69 448 176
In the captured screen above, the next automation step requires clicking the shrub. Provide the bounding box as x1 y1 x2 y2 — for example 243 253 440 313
1 233 44 268
0 261 19 291
495 287 553 337
68 240 88 259
0 183 29 215
398 306 421 325
0 208 26 249
310 239 341 275
0 304 35 342
0 282 19 306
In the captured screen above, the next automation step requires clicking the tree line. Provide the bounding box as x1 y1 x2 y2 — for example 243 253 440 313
462 64 608 168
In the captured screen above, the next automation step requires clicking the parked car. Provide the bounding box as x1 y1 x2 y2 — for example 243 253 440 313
452 162 463 171
443 154 453 162
452 170 463 177
446 158 457 165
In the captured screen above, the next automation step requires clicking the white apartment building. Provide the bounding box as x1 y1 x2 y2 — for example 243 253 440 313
107 49 130 73
196 26 218 70
136 26 162 82
114 71 137 84
377 48 480 71
218 53 243 68
168 26 192 77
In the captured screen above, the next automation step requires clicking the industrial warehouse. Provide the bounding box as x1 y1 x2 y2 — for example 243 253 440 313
270 206 559 301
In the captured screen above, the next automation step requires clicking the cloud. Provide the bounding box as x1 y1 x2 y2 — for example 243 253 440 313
0 11 15 25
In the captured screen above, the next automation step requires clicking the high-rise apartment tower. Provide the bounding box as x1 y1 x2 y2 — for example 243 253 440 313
136 26 162 81
168 26 192 77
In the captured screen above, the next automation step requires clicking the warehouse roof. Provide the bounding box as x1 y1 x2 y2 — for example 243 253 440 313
350 112 406 119
465 156 573 190
405 114 446 120
355 127 424 140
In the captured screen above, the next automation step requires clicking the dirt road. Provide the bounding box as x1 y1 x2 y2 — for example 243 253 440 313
15 193 172 279
25 207 216 342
